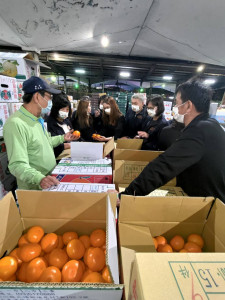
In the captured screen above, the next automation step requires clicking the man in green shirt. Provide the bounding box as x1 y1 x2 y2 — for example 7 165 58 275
3 76 76 190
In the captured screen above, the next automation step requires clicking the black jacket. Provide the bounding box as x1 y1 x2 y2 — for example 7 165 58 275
124 106 150 138
93 110 103 132
122 113 225 203
141 114 168 150
99 115 125 140
72 115 95 142
158 119 185 150
47 115 73 158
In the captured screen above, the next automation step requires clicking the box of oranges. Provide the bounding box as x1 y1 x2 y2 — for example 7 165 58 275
119 195 225 299
0 190 123 299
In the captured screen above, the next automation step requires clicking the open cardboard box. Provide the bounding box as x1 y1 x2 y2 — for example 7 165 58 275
0 190 123 299
116 139 143 150
118 195 225 299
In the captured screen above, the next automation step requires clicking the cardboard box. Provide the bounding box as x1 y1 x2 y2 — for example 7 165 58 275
0 103 10 137
129 252 225 300
113 148 163 163
119 185 186 197
0 75 18 102
8 102 23 115
58 157 112 166
119 194 224 299
116 139 143 150
0 191 123 299
45 182 115 193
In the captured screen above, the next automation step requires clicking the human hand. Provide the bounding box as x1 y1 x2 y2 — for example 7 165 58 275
64 130 79 141
64 143 71 149
138 131 149 138
95 135 112 142
134 135 140 139
40 176 60 189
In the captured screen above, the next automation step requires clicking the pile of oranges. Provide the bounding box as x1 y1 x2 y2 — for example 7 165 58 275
72 130 81 138
0 226 112 283
153 233 204 253
92 134 101 139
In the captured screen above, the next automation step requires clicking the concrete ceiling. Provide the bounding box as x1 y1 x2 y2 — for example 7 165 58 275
0 0 225 66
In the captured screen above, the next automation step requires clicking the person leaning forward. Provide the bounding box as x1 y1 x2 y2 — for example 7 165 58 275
3 76 76 190
120 80 225 204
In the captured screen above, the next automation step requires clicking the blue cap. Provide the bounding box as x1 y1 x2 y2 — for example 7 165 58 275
22 76 61 95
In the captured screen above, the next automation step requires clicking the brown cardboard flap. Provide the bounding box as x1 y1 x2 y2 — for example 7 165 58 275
116 139 143 150
114 148 162 162
0 192 23 256
17 190 107 220
203 198 225 252
119 195 214 223
103 137 115 157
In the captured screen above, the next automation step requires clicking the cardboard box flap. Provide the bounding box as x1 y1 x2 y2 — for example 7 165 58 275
119 195 214 223
116 139 143 150
16 190 108 221
0 192 23 256
103 137 114 157
24 58 51 69
107 195 119 284
203 198 225 251
114 149 162 162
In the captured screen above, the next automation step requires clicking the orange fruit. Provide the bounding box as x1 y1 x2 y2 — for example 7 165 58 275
180 249 188 253
90 229 106 248
67 239 85 260
187 234 204 249
0 256 18 280
26 257 47 283
16 262 29 282
79 235 91 249
27 226 45 244
62 232 78 245
48 248 69 270
18 234 29 247
9 248 22 267
84 247 105 272
102 266 112 283
157 244 173 253
155 236 167 248
82 272 104 283
92 134 97 138
170 235 185 251
5 274 16 281
57 235 64 249
39 266 61 282
73 130 80 138
152 238 158 249
184 242 202 253
96 134 101 138
18 243 42 262
41 233 58 253
62 260 83 282
81 268 93 281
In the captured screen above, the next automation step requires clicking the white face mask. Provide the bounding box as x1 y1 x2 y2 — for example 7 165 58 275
59 110 69 119
172 102 187 123
99 104 103 110
147 108 156 117
132 104 140 112
104 108 111 115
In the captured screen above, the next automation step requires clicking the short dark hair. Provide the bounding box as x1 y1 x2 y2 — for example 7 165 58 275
147 95 165 116
98 94 107 106
176 80 213 113
50 93 72 119
22 90 45 104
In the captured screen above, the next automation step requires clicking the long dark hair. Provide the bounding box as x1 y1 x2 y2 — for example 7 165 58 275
75 99 93 128
102 96 122 126
50 93 72 119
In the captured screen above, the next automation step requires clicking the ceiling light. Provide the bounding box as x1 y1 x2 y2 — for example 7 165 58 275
101 36 109 47
169 96 174 99
75 69 85 74
53 53 59 60
162 84 166 88
197 65 205 72
163 75 173 80
204 79 216 85
120 71 130 78
51 76 57 82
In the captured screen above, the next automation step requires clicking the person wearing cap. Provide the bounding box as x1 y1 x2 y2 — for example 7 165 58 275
3 76 76 190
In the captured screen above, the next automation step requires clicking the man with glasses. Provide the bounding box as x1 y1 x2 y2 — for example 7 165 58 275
3 76 76 190
120 80 225 204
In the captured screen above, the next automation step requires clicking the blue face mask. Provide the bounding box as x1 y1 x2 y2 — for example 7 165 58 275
38 94 52 116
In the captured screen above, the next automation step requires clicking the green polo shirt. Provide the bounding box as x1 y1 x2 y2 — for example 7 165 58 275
3 106 64 190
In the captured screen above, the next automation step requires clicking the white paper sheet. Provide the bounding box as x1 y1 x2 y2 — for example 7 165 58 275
71 142 103 160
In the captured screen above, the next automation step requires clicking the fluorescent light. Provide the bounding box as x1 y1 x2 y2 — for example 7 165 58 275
204 79 216 85
120 71 130 78
197 65 205 72
51 76 57 82
162 84 165 88
163 75 173 80
169 96 174 99
75 69 85 74
53 53 59 60
101 36 109 47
